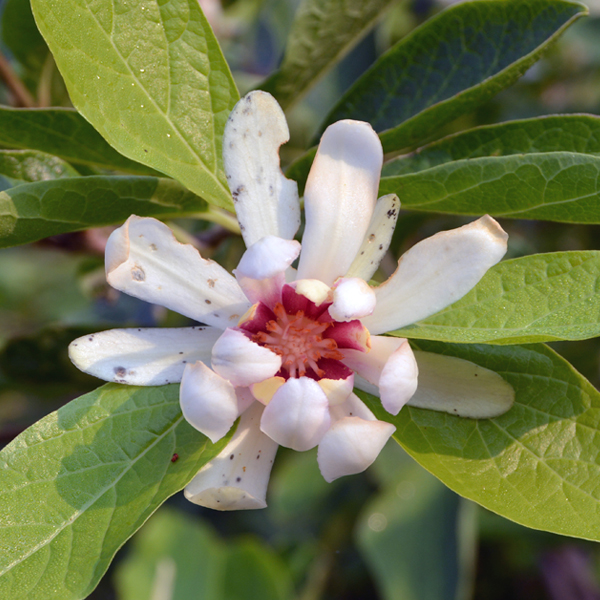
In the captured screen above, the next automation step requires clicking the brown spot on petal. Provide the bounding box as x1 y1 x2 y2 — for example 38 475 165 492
131 265 145 281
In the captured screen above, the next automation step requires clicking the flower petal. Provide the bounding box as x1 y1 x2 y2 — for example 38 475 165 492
329 278 376 322
325 320 371 352
260 377 331 451
346 194 400 281
317 417 395 482
362 216 508 334
342 335 418 414
297 120 383 286
184 402 278 510
211 328 282 386
69 326 222 385
234 236 301 307
329 392 377 422
223 91 301 247
106 216 250 329
408 351 514 418
180 361 242 443
318 373 354 406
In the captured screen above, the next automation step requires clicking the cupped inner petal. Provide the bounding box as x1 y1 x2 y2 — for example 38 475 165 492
180 361 242 443
297 120 384 286
260 377 331 451
68 326 222 385
317 417 395 483
106 215 251 329
211 328 282 387
329 278 376 322
184 402 278 510
346 194 400 281
362 215 508 335
234 236 301 308
409 350 514 418
223 91 301 247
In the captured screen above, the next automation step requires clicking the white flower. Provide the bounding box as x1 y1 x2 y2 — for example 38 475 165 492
69 91 513 511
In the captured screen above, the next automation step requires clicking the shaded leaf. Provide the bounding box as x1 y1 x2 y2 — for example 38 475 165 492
260 0 395 110
0 175 208 248
0 150 79 188
319 0 586 152
390 251 600 344
0 384 225 599
31 0 239 209
0 108 157 175
359 341 600 542
380 152 600 223
383 114 600 176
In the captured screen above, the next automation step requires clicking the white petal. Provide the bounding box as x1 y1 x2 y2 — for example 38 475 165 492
317 417 395 482
329 392 377 422
184 402 278 510
408 351 514 418
211 328 282 386
343 336 418 415
362 216 508 335
329 278 376 322
234 236 301 307
106 216 250 329
223 91 300 247
180 362 241 443
293 279 332 305
346 194 400 281
318 374 354 406
260 377 331 451
296 120 383 286
69 326 222 385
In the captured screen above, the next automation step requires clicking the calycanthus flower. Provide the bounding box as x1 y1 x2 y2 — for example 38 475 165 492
69 91 514 511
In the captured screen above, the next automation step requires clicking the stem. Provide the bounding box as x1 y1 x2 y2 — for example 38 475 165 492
0 52 35 107
37 52 55 108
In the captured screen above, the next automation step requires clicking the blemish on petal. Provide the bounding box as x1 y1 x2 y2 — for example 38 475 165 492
207 279 216 288
131 265 145 281
149 243 158 251
114 366 126 377
205 299 212 304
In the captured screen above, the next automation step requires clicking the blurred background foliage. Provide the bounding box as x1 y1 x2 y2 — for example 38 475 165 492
2 0 600 598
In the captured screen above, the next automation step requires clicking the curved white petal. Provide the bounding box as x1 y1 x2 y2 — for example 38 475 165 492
409 351 514 418
318 374 354 406
184 402 278 510
346 194 400 281
297 120 383 286
362 216 508 334
329 392 377 422
329 278 376 322
293 279 332 306
234 236 301 307
69 326 222 385
106 216 250 329
317 417 395 482
223 91 300 247
343 336 418 415
180 361 241 443
260 377 331 451
211 328 282 386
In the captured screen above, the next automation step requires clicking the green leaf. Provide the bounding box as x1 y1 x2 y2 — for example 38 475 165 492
383 114 600 177
389 251 600 345
259 0 395 110
115 508 294 600
0 175 208 248
359 341 600 542
318 0 586 152
31 0 239 209
0 150 79 188
0 383 225 600
0 108 157 175
380 152 600 223
356 457 476 600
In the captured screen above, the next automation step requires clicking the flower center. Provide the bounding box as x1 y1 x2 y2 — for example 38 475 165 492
253 302 343 378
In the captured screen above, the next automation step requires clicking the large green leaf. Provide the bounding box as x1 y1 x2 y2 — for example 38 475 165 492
31 0 239 209
115 509 293 600
0 108 157 175
383 114 600 177
0 383 225 600
259 0 394 110
359 341 600 542
318 0 586 152
356 456 476 600
0 175 208 248
380 152 600 223
390 252 600 345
